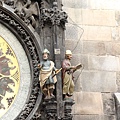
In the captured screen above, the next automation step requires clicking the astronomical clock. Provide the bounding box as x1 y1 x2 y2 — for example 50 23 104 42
0 1 41 120
0 0 69 120
0 36 20 118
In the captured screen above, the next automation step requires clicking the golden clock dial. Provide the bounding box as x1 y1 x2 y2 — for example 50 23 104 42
0 36 20 118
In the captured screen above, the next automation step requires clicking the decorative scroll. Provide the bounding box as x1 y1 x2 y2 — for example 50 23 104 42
0 7 41 120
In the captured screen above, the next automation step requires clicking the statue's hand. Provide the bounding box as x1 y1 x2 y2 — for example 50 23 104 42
71 66 76 70
38 64 41 68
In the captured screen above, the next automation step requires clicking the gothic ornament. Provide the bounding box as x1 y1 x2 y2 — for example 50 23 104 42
0 0 40 29
0 6 42 120
40 2 68 27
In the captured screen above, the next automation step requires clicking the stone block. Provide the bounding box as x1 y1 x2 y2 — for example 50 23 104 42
74 70 83 92
102 93 115 115
63 0 120 10
80 71 117 92
111 27 120 41
62 0 90 9
82 41 106 55
65 24 80 40
63 7 79 24
116 72 120 92
81 26 112 41
70 54 82 65
105 42 116 56
103 115 116 120
73 115 116 120
81 9 116 26
89 55 120 71
88 0 120 10
73 115 103 120
71 54 88 70
65 40 82 54
105 41 120 56
112 43 120 55
72 92 103 115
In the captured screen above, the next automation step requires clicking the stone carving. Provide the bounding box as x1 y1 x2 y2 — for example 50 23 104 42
14 0 40 28
64 99 75 120
4 0 14 6
32 111 41 120
0 7 41 119
40 1 68 27
38 99 57 120
0 0 40 29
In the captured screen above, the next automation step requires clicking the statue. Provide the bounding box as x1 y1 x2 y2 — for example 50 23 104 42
62 50 82 99
13 0 40 28
38 49 58 99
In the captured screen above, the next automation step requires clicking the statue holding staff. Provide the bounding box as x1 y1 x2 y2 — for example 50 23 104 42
38 49 59 99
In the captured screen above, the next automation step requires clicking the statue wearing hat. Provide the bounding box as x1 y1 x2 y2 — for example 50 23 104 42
38 49 58 99
62 50 82 99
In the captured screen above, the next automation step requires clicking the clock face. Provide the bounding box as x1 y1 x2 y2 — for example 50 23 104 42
0 36 20 118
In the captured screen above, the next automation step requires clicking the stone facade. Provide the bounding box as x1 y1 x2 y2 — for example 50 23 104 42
62 0 120 120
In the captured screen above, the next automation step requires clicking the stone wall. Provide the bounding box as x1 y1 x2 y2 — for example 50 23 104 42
62 0 120 120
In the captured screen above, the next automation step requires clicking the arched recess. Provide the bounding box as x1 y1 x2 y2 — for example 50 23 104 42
0 6 42 120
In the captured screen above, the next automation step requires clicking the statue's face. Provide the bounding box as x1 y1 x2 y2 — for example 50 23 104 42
67 54 72 60
43 53 48 60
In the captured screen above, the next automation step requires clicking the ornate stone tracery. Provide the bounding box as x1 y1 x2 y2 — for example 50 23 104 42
40 1 68 28
0 6 42 120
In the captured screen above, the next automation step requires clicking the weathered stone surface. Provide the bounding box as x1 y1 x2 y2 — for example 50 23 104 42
65 24 80 40
81 9 115 26
63 0 120 10
62 0 120 120
73 69 83 92
81 26 112 41
82 41 106 55
73 115 116 120
80 71 117 92
71 54 88 70
102 93 115 115
105 41 120 56
111 27 120 41
65 40 82 54
105 42 116 56
103 115 116 120
63 7 80 24
116 72 120 92
64 8 116 26
113 43 120 55
73 115 103 120
89 55 120 71
72 92 103 115
62 0 90 9
115 11 120 26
